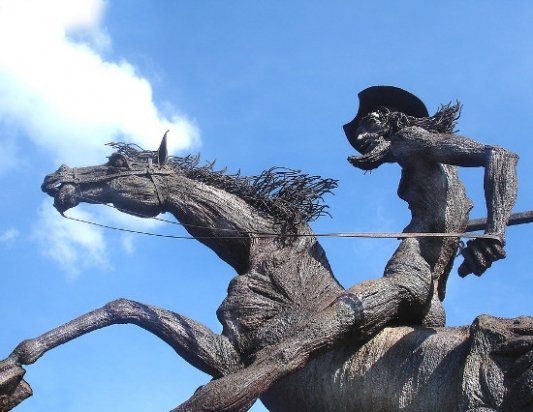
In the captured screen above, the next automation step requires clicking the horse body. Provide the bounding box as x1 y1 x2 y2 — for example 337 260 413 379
263 325 469 412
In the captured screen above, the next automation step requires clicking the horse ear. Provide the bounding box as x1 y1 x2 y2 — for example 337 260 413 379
158 130 169 165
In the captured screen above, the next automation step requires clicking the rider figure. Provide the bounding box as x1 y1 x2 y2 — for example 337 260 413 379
344 85 518 328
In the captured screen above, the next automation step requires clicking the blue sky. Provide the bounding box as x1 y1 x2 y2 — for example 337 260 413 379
0 1 532 411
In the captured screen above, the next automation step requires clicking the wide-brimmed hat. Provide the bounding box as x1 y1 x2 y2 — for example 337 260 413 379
344 86 429 149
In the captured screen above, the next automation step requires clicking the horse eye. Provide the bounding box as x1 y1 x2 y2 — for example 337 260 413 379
107 155 127 168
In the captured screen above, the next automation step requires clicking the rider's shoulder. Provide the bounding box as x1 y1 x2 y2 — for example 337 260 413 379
390 126 436 143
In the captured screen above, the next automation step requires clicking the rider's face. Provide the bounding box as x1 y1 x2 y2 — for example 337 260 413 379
352 112 390 155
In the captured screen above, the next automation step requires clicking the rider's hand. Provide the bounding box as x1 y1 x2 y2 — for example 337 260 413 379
458 237 506 277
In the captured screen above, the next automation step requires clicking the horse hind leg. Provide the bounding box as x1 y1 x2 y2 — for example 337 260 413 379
0 360 31 411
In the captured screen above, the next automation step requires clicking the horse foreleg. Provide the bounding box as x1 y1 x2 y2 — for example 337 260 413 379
0 299 243 408
171 293 364 412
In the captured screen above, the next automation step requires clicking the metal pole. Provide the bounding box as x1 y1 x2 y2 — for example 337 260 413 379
466 210 533 232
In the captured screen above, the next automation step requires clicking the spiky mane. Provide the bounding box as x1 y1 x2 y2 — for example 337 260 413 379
107 142 338 228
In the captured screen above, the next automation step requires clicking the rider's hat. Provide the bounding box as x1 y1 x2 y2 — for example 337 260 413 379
344 86 429 149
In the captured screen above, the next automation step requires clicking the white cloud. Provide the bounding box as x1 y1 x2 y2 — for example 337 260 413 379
0 0 199 276
0 0 199 168
0 132 18 175
34 201 109 279
121 234 136 255
0 228 19 243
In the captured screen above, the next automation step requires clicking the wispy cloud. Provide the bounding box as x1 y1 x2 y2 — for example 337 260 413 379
121 234 136 256
0 133 18 175
34 201 109 279
0 0 198 276
0 228 19 243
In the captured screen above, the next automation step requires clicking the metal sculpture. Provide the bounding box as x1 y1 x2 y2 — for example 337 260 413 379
1 87 531 411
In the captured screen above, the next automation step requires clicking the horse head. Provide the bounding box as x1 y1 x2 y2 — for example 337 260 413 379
42 134 170 218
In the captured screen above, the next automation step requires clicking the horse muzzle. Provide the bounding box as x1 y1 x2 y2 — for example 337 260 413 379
41 164 73 195
41 164 80 213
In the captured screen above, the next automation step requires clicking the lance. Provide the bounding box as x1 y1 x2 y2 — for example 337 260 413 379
466 210 533 232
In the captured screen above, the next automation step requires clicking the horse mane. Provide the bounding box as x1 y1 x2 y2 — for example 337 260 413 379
107 142 338 229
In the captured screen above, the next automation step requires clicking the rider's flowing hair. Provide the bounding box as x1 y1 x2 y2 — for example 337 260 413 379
372 102 462 136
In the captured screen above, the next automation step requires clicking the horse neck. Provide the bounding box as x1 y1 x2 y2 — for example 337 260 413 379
160 174 278 273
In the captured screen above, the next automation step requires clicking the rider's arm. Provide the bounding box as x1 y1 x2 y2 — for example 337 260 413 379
390 126 518 275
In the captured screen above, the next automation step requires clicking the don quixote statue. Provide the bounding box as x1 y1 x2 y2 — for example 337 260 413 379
1 86 531 411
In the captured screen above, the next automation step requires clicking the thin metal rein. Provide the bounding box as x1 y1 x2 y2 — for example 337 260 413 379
62 214 499 241
255 232 501 240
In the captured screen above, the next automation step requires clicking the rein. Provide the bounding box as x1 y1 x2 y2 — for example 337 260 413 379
61 213 502 241
61 195 503 242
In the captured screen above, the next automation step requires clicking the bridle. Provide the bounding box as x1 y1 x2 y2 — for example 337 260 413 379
53 158 175 207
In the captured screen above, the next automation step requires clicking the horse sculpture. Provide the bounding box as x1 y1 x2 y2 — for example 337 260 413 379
0 133 531 411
